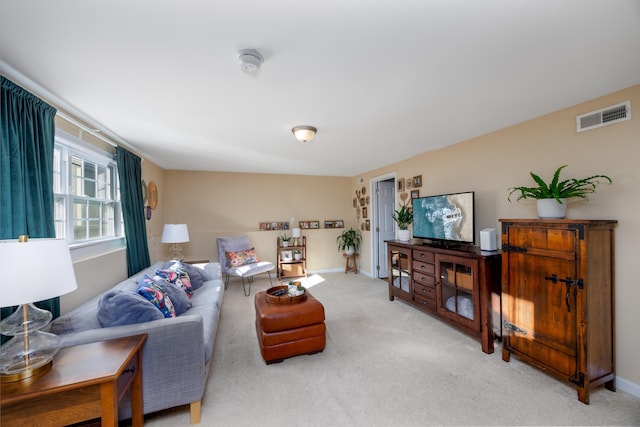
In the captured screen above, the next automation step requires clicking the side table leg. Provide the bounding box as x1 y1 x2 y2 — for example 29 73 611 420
100 382 118 427
131 352 144 427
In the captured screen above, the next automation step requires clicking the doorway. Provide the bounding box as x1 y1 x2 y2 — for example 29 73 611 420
371 173 396 278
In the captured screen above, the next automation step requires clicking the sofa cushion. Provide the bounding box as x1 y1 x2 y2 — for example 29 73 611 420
137 276 177 318
155 268 193 298
225 247 259 268
97 289 165 327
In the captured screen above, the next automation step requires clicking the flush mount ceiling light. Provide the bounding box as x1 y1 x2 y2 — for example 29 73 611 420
292 125 317 142
237 49 264 74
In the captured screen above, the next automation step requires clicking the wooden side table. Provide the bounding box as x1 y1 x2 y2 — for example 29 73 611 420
343 253 358 274
1 334 147 427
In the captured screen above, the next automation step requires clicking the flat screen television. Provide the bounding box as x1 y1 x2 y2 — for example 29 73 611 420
412 191 475 246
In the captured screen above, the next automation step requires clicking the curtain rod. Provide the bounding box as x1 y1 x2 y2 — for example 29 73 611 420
1 60 139 153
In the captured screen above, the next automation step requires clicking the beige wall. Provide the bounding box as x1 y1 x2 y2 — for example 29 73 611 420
354 84 640 386
58 83 639 390
160 171 354 270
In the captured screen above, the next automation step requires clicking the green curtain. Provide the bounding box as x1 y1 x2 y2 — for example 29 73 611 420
1 76 59 336
116 146 150 276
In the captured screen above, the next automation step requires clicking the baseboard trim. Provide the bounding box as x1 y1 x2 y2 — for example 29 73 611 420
616 376 640 399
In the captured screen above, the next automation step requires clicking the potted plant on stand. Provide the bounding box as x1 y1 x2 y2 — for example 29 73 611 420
280 234 291 247
392 205 413 241
508 164 612 219
337 227 362 255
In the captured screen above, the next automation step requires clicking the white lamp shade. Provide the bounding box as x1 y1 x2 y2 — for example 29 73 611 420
161 224 190 243
291 228 301 238
0 238 78 307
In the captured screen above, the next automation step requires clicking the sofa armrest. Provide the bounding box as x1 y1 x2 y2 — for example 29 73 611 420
204 262 222 280
58 315 207 417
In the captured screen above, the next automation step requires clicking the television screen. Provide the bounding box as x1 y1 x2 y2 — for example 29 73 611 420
412 191 475 245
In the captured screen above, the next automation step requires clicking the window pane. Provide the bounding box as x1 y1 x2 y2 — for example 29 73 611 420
71 156 83 196
84 162 96 197
88 200 100 218
88 220 101 239
73 220 86 240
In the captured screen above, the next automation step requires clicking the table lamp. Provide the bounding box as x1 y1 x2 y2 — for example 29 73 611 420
0 236 78 382
292 227 301 246
161 224 190 261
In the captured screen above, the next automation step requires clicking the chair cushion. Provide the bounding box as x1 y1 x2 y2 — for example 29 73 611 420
229 261 275 277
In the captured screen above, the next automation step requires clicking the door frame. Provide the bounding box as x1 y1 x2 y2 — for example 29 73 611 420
370 172 397 278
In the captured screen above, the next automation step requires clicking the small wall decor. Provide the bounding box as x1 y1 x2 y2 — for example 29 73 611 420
309 221 320 229
259 221 289 231
362 206 368 218
353 198 358 208
334 220 344 228
413 175 422 188
398 179 404 192
411 189 420 199
325 220 334 229
405 178 412 189
365 219 370 231
147 181 158 210
299 221 310 229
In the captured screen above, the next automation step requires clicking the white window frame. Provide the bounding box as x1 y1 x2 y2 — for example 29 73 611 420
54 130 125 260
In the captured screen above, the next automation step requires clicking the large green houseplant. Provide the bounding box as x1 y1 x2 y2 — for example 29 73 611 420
337 227 362 255
392 205 413 241
508 165 612 218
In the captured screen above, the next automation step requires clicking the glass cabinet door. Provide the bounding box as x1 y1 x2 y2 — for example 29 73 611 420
388 245 411 301
436 255 480 330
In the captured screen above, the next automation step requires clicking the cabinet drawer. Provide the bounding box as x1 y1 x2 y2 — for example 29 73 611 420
414 293 436 311
413 260 435 275
413 282 436 300
413 272 435 286
413 250 434 263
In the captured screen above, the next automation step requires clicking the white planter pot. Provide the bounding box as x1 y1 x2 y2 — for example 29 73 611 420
537 198 567 219
282 241 289 247
344 246 355 256
294 254 301 260
397 229 411 241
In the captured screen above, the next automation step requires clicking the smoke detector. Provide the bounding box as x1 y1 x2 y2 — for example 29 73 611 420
237 49 264 74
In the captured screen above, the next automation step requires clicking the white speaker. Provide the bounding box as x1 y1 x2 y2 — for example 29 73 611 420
480 228 497 251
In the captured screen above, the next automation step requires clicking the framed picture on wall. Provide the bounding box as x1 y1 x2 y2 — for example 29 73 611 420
411 189 420 199
398 179 405 191
325 220 334 229
413 175 422 188
310 221 320 229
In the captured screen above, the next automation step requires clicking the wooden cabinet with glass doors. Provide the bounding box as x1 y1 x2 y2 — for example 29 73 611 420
386 240 501 354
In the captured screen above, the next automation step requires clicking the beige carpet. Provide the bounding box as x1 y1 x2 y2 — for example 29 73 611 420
127 272 640 426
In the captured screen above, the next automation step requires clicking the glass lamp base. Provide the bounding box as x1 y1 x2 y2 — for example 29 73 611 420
169 243 183 261
0 330 60 382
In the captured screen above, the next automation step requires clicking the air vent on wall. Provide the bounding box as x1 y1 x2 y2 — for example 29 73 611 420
576 101 631 132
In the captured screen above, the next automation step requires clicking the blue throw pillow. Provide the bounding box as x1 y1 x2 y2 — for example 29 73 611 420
97 290 164 327
155 278 192 315
137 275 176 318
164 260 210 290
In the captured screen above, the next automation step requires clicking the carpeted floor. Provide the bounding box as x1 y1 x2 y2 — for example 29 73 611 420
123 272 640 426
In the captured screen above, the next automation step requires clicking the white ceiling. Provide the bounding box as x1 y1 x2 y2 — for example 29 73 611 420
2 0 640 177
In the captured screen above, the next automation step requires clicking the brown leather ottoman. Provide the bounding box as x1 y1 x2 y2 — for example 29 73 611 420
254 290 326 364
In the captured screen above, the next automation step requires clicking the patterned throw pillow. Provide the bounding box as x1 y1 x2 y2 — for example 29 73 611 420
155 268 193 298
137 275 176 318
225 248 259 268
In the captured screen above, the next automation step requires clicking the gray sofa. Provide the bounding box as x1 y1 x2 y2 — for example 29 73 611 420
49 260 224 424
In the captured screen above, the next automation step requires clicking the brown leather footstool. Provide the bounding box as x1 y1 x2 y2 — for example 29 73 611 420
254 289 326 364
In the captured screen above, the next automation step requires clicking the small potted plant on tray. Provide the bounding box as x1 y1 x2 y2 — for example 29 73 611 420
337 227 362 255
392 205 413 241
508 164 612 219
